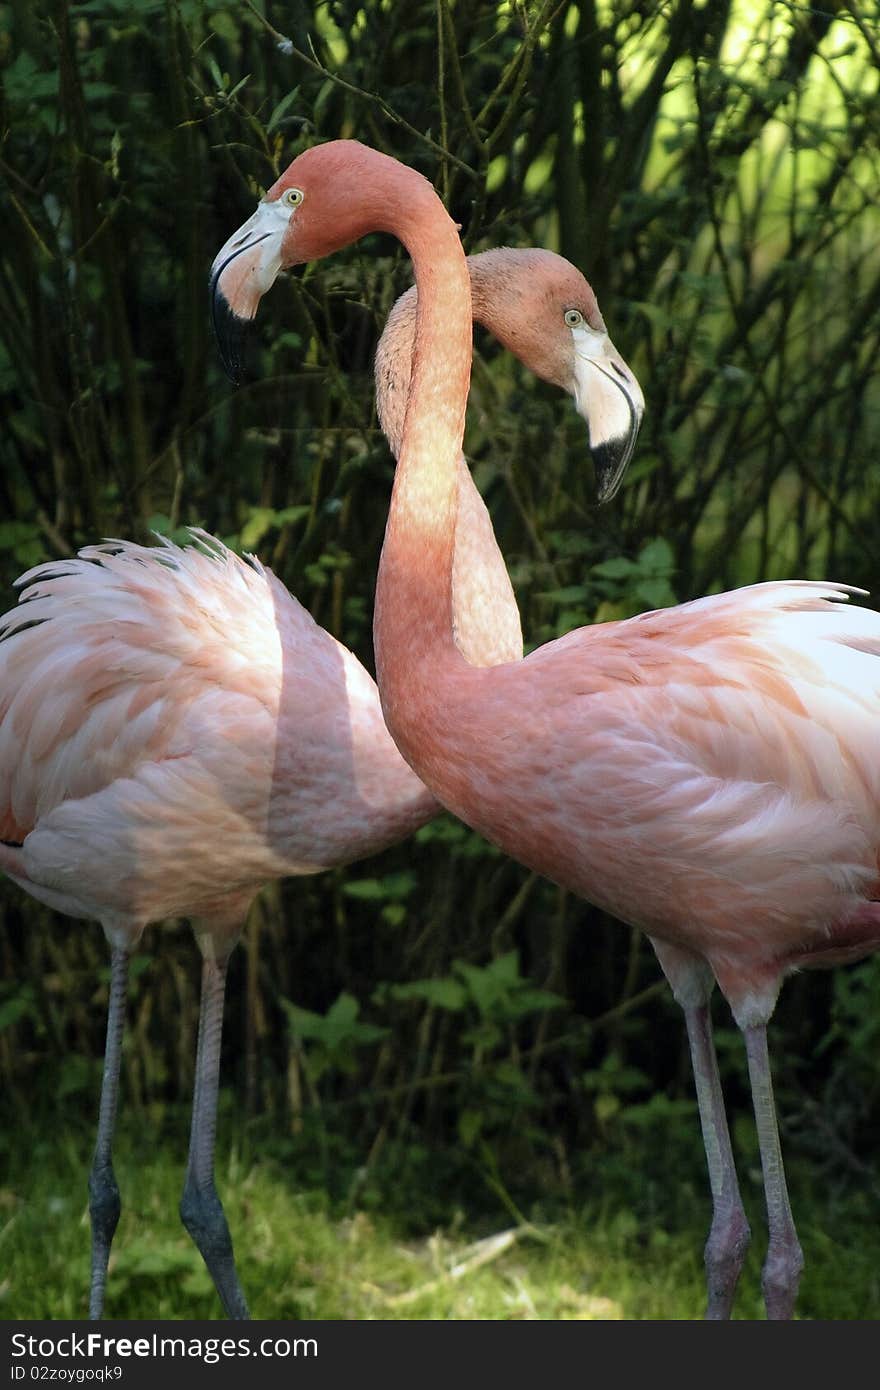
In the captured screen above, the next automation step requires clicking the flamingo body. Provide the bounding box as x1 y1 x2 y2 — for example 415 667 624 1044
384 578 880 1024
0 536 432 939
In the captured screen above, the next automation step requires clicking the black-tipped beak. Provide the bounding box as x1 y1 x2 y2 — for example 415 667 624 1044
210 201 288 385
591 390 641 504
571 334 645 504
210 271 250 385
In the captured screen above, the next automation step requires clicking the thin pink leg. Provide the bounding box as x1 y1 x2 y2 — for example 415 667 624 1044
683 1002 751 1318
743 1024 803 1319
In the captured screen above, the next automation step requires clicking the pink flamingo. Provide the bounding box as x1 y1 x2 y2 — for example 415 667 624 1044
0 247 636 1319
214 138 880 1320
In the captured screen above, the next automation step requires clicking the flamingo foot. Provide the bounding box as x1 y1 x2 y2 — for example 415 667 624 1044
180 1179 250 1319
704 1202 751 1319
762 1236 804 1320
88 1159 121 1319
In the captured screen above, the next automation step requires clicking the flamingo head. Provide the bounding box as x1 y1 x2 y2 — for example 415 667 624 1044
210 140 437 382
467 249 644 503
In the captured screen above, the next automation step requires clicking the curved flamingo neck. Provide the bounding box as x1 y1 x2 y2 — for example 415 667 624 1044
374 275 523 671
373 196 473 751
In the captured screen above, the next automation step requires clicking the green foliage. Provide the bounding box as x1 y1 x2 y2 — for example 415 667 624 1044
0 520 43 568
238 504 311 552
825 956 880 1060
591 537 678 614
281 991 388 1083
0 982 35 1033
538 536 679 632
343 869 417 926
386 951 564 1031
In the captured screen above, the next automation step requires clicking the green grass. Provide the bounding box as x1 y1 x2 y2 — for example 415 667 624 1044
1 1109 878 1320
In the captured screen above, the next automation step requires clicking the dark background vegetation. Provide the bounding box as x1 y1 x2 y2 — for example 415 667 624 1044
1 0 879 1317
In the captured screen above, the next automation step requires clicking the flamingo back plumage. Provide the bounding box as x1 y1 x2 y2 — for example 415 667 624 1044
0 532 433 932
0 533 282 843
411 579 880 1021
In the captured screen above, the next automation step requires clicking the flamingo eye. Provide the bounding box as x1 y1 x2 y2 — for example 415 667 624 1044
282 187 304 208
564 308 585 329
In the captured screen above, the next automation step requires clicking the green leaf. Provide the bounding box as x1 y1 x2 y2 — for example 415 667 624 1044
344 871 416 902
0 994 32 1032
381 903 406 927
634 578 677 610
239 505 310 552
454 952 525 1017
509 988 566 1015
591 557 637 580
389 978 468 1011
227 74 252 101
325 992 359 1031
267 88 301 133
206 56 226 91
3 52 60 105
342 879 385 901
484 951 522 986
637 537 675 572
281 999 327 1040
281 992 387 1051
380 871 417 899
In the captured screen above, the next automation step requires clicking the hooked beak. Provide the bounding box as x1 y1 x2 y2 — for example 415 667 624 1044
571 327 645 503
209 200 291 382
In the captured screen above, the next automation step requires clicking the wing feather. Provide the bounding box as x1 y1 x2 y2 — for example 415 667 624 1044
0 532 291 840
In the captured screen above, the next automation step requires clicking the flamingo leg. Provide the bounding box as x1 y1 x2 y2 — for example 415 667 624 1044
743 1024 803 1319
682 1002 750 1319
88 945 131 1319
179 951 249 1319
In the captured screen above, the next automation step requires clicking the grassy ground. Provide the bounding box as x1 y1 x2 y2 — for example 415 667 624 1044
1 1110 878 1321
